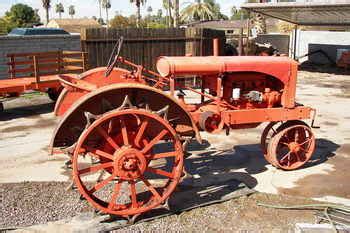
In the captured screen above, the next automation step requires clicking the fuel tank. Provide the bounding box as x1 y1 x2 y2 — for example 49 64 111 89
156 56 298 84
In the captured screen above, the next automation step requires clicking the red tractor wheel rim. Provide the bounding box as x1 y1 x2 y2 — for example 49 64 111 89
268 125 315 170
72 109 184 216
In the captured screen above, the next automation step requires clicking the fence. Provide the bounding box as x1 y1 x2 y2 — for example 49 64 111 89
80 28 226 72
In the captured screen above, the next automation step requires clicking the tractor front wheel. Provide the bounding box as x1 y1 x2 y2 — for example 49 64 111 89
267 124 315 170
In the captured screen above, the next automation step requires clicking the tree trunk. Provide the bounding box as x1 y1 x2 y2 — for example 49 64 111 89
46 8 49 25
136 2 141 28
167 0 173 28
99 0 102 21
106 8 109 27
59 12 62 19
174 0 179 28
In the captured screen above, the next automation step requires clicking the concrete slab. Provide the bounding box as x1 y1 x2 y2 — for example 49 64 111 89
0 70 349 206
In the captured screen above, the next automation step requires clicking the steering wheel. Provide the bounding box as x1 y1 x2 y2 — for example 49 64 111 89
104 36 124 77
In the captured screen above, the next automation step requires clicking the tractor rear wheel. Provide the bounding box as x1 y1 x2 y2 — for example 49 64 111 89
72 108 184 217
267 124 315 170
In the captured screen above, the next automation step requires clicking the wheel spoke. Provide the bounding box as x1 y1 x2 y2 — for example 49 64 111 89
120 118 129 146
141 176 162 200
150 151 177 160
294 151 302 162
134 119 149 147
141 129 168 154
299 138 311 146
108 180 122 210
96 126 120 150
78 161 113 175
84 146 114 160
88 174 115 194
280 151 291 162
129 181 138 208
294 129 299 143
107 119 113 134
147 167 174 178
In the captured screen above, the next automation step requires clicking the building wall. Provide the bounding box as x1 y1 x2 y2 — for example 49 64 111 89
0 35 80 79
296 30 350 64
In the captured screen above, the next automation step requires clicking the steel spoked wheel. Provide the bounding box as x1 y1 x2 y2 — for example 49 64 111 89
261 120 309 165
260 121 282 163
268 124 315 170
72 109 184 217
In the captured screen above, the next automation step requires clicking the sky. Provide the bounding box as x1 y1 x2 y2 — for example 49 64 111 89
0 0 246 22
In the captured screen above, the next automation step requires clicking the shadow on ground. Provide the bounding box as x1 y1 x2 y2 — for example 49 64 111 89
0 102 54 121
101 137 338 229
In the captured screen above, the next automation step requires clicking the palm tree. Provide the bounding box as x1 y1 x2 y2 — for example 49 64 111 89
173 0 179 28
181 0 215 22
69 5 75 18
130 0 146 28
162 0 173 27
102 0 111 27
147 6 153 15
42 0 51 25
97 0 103 24
55 3 64 19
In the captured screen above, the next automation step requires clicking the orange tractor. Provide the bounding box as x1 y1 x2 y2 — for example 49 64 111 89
50 38 316 219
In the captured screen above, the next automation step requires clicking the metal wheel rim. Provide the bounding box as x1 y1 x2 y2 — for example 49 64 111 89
72 108 184 216
268 124 315 170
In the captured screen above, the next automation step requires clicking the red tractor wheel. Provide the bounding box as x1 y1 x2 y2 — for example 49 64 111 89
260 121 282 163
261 120 309 164
72 108 184 217
267 124 315 170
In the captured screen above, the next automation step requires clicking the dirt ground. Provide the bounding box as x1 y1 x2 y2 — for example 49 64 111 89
0 67 350 231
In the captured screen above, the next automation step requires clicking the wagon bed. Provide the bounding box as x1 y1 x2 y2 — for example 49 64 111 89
0 51 87 110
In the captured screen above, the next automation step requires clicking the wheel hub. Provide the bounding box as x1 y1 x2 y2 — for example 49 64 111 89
114 147 147 180
288 142 301 153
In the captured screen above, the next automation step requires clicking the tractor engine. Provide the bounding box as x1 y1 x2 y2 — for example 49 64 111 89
156 55 298 133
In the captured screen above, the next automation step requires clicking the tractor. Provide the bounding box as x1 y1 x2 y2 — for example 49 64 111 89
50 38 316 220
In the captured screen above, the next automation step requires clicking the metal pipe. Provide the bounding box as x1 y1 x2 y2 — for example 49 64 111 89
213 38 219 56
293 25 298 60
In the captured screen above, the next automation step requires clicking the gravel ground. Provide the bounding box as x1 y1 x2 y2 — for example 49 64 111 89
115 192 318 232
0 181 319 232
0 182 94 228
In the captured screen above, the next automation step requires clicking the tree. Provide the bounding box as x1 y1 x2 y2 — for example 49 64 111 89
230 7 248 20
147 6 153 15
42 0 51 25
204 0 227 20
173 0 179 28
157 9 163 19
4 3 40 29
97 0 103 24
102 0 111 27
162 0 173 27
55 3 64 19
130 0 146 28
181 0 215 22
68 5 75 18
110 15 135 28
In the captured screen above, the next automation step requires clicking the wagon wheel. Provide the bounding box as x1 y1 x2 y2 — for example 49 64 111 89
267 124 315 170
72 108 184 217
260 120 308 164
